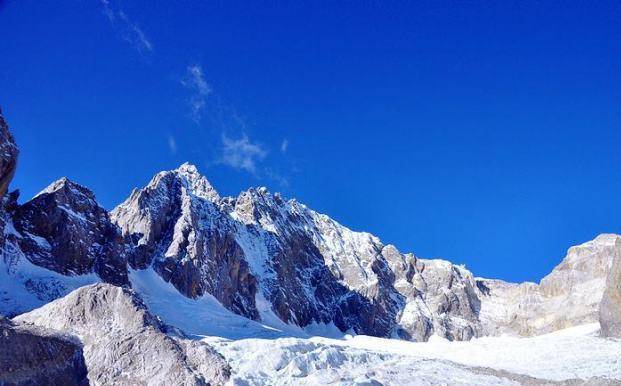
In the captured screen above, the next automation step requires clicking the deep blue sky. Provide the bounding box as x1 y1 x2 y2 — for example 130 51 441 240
1 1 620 283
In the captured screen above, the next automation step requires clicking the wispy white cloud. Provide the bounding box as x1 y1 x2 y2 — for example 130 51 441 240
100 0 153 54
177 62 291 183
167 135 177 155
280 139 289 153
181 65 211 122
265 168 290 188
220 134 267 175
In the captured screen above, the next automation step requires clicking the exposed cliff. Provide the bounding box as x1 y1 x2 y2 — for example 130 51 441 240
477 234 620 336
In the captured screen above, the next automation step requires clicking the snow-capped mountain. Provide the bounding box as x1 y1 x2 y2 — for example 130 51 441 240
110 162 481 341
0 108 618 343
1 110 620 385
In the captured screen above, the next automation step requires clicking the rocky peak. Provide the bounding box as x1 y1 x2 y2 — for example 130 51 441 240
34 177 98 211
111 166 260 318
172 162 221 202
477 233 621 337
540 233 619 297
13 177 128 286
112 163 221 243
232 186 292 231
19 177 109 233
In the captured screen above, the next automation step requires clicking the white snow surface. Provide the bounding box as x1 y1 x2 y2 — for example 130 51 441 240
129 268 302 339
0 253 99 316
203 324 621 385
129 268 621 385
0 224 100 316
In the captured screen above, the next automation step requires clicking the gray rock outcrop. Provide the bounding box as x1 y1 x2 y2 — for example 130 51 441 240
14 283 231 386
0 316 88 386
477 234 620 336
600 238 621 338
0 108 18 198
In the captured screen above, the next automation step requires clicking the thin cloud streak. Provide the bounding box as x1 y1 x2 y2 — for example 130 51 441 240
167 135 177 155
179 62 292 185
181 65 211 122
100 0 153 54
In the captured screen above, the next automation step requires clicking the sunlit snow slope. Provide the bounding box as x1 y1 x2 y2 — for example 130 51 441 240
202 324 621 385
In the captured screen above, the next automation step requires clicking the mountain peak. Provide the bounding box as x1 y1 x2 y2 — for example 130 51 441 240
35 177 95 201
140 163 220 203
175 162 199 174
171 162 220 202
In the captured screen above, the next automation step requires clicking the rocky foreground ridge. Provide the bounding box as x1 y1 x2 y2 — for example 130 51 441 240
0 316 88 386
14 283 231 386
0 109 620 384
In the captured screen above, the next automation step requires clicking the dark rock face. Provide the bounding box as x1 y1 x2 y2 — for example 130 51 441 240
14 284 231 386
0 108 18 198
600 239 621 338
112 164 260 319
0 316 88 386
228 188 484 341
109 164 489 341
13 178 128 286
233 188 405 337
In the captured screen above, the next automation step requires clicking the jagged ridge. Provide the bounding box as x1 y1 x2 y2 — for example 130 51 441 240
0 109 618 343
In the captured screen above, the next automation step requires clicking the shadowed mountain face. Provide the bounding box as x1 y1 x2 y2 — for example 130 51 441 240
13 178 128 286
0 110 618 343
0 316 88 386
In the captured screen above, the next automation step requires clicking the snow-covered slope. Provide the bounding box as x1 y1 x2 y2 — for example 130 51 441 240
203 323 621 385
